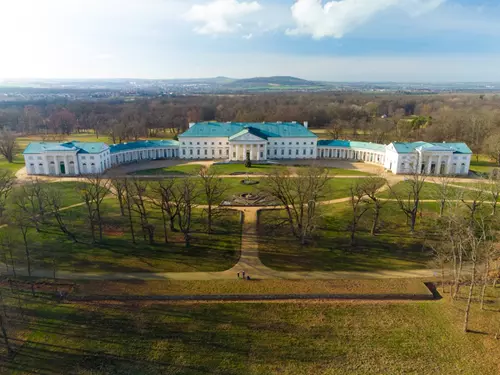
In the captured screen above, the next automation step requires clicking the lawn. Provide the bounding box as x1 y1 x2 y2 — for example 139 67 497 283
258 201 437 272
0 198 242 273
130 163 371 176
380 180 489 201
1 293 499 374
74 279 432 297
469 154 499 174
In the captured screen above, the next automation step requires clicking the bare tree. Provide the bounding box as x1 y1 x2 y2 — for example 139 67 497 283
388 168 426 233
45 187 78 242
123 178 136 244
157 179 180 232
0 171 14 218
264 168 330 245
360 177 386 235
461 184 485 224
463 218 490 333
173 179 200 247
348 183 369 246
11 211 35 296
0 232 15 277
432 175 453 217
130 179 155 244
0 130 17 163
79 176 110 243
110 178 127 216
199 166 228 233
487 176 500 215
13 179 47 232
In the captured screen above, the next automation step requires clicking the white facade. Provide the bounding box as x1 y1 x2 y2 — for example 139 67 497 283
22 124 472 177
24 146 111 176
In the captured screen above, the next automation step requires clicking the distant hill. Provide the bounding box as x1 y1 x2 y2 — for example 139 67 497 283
224 76 323 90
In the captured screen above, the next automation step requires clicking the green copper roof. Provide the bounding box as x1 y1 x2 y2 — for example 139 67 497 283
23 141 108 154
391 142 472 154
317 140 386 152
228 127 269 141
180 122 317 138
110 140 179 153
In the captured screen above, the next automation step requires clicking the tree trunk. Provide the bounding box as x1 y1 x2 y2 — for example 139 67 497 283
118 195 125 216
480 260 490 311
0 314 13 356
350 220 357 247
126 201 135 244
161 209 168 244
207 204 212 234
371 206 380 236
410 213 417 233
463 260 476 333
439 200 445 217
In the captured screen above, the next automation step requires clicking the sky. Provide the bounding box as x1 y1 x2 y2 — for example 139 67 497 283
1 0 500 81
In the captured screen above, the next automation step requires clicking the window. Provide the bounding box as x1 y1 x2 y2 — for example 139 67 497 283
289 142 292 145
226 142 229 145
282 142 285 145
197 149 200 155
37 156 42 160
289 149 292 155
401 163 405 169
281 150 284 155
28 156 33 160
204 150 207 155
303 142 306 145
189 142 192 145
211 142 214 145
274 142 277 145
90 156 94 160
212 149 215 155
296 142 299 145
182 142 185 145
219 142 222 145
226 149 229 155
296 149 299 155
303 149 306 155
260 144 263 148
38 163 43 166
274 150 277 155
310 149 314 155
182 149 186 155
204 142 207 145
233 152 236 158
260 152 263 158
197 142 200 145
219 150 222 155
190 149 193 155
267 150 270 155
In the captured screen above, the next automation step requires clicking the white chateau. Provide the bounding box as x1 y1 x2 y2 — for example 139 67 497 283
23 121 472 177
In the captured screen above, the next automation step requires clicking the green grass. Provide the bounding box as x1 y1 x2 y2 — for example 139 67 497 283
0 199 242 273
380 181 488 201
2 294 499 374
469 154 498 174
131 163 371 177
74 279 432 297
258 201 438 272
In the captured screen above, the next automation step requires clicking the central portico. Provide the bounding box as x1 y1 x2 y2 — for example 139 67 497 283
228 127 268 161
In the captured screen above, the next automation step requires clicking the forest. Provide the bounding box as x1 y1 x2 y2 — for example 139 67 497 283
1 92 500 163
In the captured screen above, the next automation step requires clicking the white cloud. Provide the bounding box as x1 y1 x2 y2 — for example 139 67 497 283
185 0 262 35
287 0 444 39
243 33 253 39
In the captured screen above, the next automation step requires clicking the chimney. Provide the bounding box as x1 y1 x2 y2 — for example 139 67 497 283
304 121 309 129
189 122 195 128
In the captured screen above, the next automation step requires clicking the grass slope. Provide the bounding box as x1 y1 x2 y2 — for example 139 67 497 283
2 295 499 374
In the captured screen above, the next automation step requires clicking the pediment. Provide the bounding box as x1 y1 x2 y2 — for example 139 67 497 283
229 132 266 142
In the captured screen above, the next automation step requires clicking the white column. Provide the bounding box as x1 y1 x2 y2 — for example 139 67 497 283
436 155 442 175
55 156 60 176
43 154 48 175
426 156 433 175
74 155 80 175
243 144 247 161
256 145 260 161
446 156 452 175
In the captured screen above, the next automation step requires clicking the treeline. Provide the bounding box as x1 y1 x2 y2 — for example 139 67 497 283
1 93 500 159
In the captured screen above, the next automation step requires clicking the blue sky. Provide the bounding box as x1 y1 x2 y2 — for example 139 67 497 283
1 0 500 81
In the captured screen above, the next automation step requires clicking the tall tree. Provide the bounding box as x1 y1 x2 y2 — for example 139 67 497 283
173 179 200 247
0 130 17 163
360 177 386 235
45 187 78 242
0 171 14 218
348 183 369 247
199 166 228 234
79 176 110 243
264 168 330 245
130 179 155 244
388 168 426 232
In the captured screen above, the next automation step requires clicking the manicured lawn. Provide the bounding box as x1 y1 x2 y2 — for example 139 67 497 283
258 202 437 272
0 199 242 273
130 164 205 176
1 293 499 374
130 163 372 177
381 181 485 200
0 157 25 173
74 279 432 297
469 154 498 174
